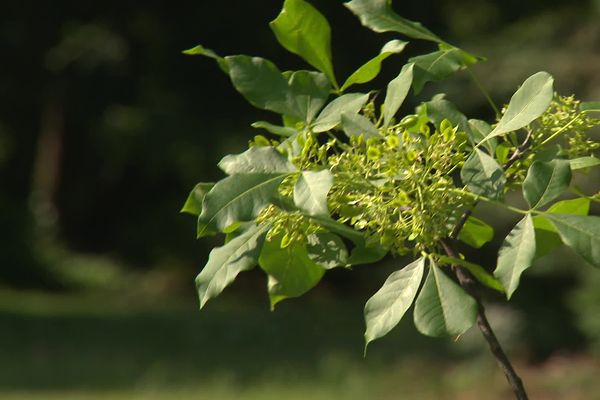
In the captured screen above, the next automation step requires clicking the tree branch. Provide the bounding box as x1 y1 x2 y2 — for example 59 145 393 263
439 240 529 400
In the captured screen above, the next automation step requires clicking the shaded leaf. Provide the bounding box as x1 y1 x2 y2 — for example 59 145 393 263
461 148 506 200
410 48 478 93
341 40 407 91
196 224 268 308
182 44 229 73
306 231 349 269
436 255 504 293
546 214 600 268
218 147 297 175
570 156 600 170
481 72 554 142
494 214 536 298
345 0 442 43
294 170 334 217
523 159 571 209
259 235 326 308
313 93 370 132
341 112 380 139
458 216 494 248
413 262 477 337
468 119 496 154
251 121 297 137
286 70 331 123
198 173 290 237
364 258 425 347
270 0 337 86
383 63 414 127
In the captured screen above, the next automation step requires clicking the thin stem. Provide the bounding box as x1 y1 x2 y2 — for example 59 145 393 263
467 68 500 117
440 240 529 400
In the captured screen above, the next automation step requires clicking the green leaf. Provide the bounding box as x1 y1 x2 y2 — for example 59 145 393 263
494 214 536 299
580 101 600 112
196 224 268 308
570 156 600 170
270 0 337 87
181 182 214 216
345 0 443 43
306 231 349 269
481 72 554 142
522 159 571 209
313 93 370 133
259 235 326 308
413 261 477 337
198 173 290 237
294 170 334 217
410 48 478 93
364 258 425 347
225 56 330 122
341 40 408 91
436 255 504 293
251 121 297 137
458 216 494 248
218 147 297 175
286 70 331 123
383 63 414 128
341 112 380 139
546 214 600 268
533 198 590 258
182 44 229 73
461 148 506 200
468 119 497 154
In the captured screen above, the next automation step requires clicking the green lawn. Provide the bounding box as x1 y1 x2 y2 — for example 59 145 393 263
1 288 598 399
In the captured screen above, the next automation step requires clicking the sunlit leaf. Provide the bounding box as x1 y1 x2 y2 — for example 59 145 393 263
196 224 268 308
494 214 536 298
313 93 370 132
364 257 425 348
341 40 408 91
436 255 504 293
410 47 478 93
306 231 349 269
270 0 337 86
481 72 554 142
181 182 214 216
546 214 600 268
458 216 494 248
383 63 414 127
251 121 297 137
345 0 442 43
414 261 477 337
294 170 334 217
341 112 380 139
218 147 297 175
570 156 600 170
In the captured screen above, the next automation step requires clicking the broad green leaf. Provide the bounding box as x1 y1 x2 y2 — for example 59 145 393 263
533 198 590 258
410 48 478 93
570 156 600 170
294 170 334 217
286 70 331 123
383 63 414 127
251 121 297 137
345 0 442 43
196 224 268 308
413 262 477 337
259 235 326 308
364 258 425 347
270 0 337 87
313 93 370 132
523 159 571 209
182 44 229 73
181 182 214 216
580 101 600 112
481 72 554 142
458 216 494 248
198 173 290 237
341 40 408 91
306 231 349 269
341 112 380 139
225 56 330 122
494 214 536 298
546 214 600 268
468 119 497 154
461 148 506 200
436 255 504 293
218 147 297 175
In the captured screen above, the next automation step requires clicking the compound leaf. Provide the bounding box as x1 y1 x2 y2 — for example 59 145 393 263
461 148 506 200
523 159 571 209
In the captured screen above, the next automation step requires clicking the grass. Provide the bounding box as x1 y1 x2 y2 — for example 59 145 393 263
1 287 599 399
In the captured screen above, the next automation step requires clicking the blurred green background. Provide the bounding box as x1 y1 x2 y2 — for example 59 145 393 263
2 0 600 398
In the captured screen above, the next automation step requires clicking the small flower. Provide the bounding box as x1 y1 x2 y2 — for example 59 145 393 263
367 146 382 160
